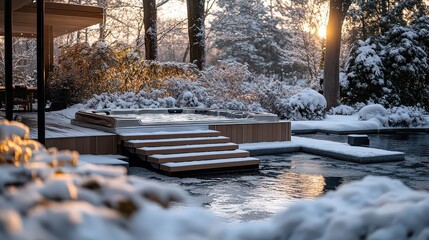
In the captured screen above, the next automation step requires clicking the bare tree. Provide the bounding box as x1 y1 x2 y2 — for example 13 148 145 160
144 0 157 60
186 0 205 69
323 0 352 109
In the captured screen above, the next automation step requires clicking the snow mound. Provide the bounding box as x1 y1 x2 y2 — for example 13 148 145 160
276 88 326 120
2 120 429 239
273 176 429 240
358 104 388 126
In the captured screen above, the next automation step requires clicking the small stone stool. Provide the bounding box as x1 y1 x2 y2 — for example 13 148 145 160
348 134 370 146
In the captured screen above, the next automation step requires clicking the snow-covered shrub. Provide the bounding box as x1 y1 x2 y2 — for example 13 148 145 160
328 104 357 115
388 106 426 127
2 121 429 240
85 91 177 110
358 104 389 126
165 78 211 107
275 89 326 120
341 39 387 105
177 91 204 108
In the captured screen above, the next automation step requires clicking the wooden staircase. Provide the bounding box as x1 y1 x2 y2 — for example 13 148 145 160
119 130 260 176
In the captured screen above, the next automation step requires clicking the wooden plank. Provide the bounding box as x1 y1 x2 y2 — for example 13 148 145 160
160 158 260 172
45 135 117 154
119 130 220 141
136 143 238 155
124 136 231 148
148 150 250 164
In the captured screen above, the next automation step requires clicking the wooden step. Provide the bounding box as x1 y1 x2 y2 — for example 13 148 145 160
160 157 260 172
124 136 230 148
148 149 250 164
119 130 221 141
136 143 238 155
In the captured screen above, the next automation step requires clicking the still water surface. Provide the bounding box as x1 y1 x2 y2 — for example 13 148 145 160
129 133 429 222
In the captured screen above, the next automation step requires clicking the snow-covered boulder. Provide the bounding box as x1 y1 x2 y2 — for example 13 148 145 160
358 104 388 126
276 89 326 120
388 106 426 127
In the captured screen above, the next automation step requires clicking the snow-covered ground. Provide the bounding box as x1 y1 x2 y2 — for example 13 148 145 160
291 114 429 133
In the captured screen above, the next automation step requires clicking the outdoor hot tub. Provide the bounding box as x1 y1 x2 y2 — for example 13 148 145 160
72 108 280 134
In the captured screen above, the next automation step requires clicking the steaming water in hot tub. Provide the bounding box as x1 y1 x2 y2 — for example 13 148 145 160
112 113 233 123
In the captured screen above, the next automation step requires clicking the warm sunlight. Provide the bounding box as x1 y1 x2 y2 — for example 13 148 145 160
317 2 329 39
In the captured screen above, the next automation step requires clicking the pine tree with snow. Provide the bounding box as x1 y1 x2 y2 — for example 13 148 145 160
210 0 290 78
341 39 386 105
381 25 428 109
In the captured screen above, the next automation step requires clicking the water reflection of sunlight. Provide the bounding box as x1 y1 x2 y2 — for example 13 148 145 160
277 172 325 199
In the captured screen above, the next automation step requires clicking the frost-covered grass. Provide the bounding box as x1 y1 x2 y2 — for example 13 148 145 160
1 120 429 240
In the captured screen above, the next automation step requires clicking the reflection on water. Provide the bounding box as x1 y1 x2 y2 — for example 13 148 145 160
277 172 325 199
129 133 427 222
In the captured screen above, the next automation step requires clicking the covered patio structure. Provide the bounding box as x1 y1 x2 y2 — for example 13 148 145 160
1 0 103 143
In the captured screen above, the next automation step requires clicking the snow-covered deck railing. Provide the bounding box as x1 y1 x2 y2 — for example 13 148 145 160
240 136 405 163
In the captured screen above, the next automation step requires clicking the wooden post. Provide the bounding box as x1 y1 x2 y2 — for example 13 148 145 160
4 0 13 120
37 0 46 144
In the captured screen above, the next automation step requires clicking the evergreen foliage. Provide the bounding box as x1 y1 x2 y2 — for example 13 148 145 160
210 0 291 78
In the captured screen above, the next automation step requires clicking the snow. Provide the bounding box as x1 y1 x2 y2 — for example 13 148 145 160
151 149 248 159
1 120 429 239
241 136 404 163
290 115 382 133
276 88 326 120
162 157 258 167
139 143 237 151
358 104 389 127
127 136 229 144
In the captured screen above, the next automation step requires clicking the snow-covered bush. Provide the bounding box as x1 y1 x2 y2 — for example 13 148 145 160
177 91 204 108
387 106 426 127
328 104 357 116
165 78 210 107
275 89 326 120
2 121 429 240
341 39 386 105
85 91 176 110
358 104 389 126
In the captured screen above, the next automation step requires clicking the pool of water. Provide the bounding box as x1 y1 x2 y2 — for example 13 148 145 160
112 113 233 123
129 133 429 222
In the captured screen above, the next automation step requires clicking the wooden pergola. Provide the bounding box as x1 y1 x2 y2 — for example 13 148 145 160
1 0 103 143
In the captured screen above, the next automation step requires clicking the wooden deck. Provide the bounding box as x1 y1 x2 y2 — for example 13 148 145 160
209 122 291 143
4 112 291 175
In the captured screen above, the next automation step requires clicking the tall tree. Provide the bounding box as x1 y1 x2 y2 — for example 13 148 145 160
323 0 352 109
144 0 157 60
211 0 291 77
187 0 205 70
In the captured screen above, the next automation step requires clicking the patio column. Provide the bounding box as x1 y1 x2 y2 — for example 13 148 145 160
37 0 46 144
4 0 13 120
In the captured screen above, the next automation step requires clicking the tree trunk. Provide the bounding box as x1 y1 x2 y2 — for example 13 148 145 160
323 0 350 109
144 0 157 60
98 0 106 41
187 0 205 70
